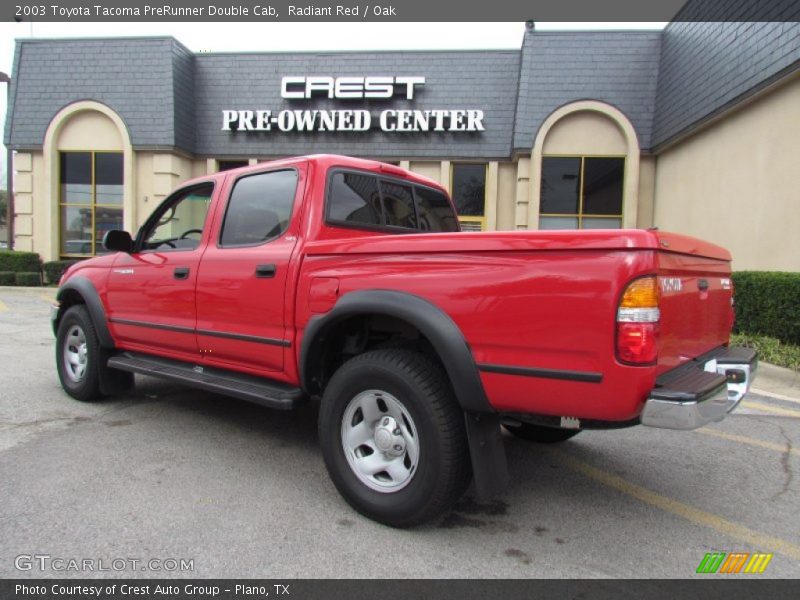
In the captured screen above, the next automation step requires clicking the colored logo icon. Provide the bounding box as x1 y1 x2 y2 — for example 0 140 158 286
696 552 773 574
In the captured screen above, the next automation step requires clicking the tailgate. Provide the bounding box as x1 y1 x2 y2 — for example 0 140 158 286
655 232 733 374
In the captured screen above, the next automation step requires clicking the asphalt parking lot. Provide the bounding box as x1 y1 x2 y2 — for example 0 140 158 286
1 286 798 579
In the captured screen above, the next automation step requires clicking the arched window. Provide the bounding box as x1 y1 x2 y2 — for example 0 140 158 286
530 101 640 230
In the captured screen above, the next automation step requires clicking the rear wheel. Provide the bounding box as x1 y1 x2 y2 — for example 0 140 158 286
56 305 104 402
318 349 471 527
505 422 580 443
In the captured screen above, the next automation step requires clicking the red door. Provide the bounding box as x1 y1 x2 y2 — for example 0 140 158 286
195 166 306 373
106 182 216 360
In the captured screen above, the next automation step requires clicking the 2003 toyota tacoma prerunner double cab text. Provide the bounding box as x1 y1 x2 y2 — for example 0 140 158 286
52 155 757 526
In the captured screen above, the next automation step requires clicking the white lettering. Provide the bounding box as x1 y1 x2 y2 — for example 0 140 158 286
280 76 424 99
318 110 336 131
277 110 295 131
237 110 255 131
334 77 364 99
220 109 483 132
281 76 305 99
293 110 318 131
394 76 425 100
363 76 394 99
306 76 335 99
255 110 272 131
380 110 396 131
467 109 485 131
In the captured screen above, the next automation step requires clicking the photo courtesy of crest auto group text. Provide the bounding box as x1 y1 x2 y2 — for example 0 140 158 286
0 0 799 597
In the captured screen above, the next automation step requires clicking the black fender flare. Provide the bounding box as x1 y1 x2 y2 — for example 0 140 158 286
56 276 115 348
300 289 493 414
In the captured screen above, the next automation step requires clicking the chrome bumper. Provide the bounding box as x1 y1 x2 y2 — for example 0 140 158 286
641 347 757 430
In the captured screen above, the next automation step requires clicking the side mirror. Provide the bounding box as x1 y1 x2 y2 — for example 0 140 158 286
103 230 133 253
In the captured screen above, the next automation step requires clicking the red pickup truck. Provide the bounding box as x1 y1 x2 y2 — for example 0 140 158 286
52 154 756 526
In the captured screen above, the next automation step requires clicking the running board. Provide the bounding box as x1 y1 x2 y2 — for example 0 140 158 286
107 352 306 410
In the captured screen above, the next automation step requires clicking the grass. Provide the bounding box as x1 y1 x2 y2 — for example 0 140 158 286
731 332 800 371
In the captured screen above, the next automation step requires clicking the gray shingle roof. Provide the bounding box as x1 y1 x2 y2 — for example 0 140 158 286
4 25 799 158
3 37 193 150
652 21 800 148
512 31 662 152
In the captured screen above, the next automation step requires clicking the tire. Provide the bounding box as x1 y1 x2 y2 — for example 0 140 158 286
505 422 580 443
55 305 105 402
318 349 471 527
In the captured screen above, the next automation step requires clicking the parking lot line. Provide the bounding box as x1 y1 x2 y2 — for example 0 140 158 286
741 400 800 418
750 388 800 405
555 450 800 562
697 428 799 457
0 299 7 312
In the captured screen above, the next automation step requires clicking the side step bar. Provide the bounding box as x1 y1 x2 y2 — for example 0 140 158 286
107 352 307 410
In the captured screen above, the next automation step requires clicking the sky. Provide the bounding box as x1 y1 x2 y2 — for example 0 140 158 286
0 21 667 186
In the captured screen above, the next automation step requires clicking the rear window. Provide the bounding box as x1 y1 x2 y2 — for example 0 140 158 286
327 172 382 226
415 186 459 232
326 169 459 233
220 169 298 246
380 180 417 229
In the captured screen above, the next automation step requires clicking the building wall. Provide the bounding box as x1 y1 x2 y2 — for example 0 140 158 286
653 74 800 271
11 75 797 271
636 156 656 229
542 111 627 155
11 151 39 254
496 162 517 231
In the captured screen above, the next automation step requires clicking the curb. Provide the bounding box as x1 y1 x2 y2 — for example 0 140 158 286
753 362 799 396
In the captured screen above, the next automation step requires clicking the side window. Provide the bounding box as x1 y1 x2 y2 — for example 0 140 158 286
380 180 417 229
414 186 460 232
220 169 298 247
142 184 214 251
328 172 382 226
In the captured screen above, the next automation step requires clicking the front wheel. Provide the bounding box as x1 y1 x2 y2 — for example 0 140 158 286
318 349 471 527
55 305 104 402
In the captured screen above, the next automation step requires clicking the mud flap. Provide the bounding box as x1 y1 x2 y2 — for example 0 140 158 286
98 349 134 396
464 412 509 501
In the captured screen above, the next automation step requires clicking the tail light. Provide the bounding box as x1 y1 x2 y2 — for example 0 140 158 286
616 276 659 365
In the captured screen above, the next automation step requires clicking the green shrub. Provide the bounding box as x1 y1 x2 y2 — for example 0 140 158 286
15 272 42 287
0 250 42 273
43 260 80 285
0 271 15 286
730 332 800 371
732 271 800 345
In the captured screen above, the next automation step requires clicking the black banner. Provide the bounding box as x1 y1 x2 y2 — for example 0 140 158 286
2 579 799 600
4 0 800 23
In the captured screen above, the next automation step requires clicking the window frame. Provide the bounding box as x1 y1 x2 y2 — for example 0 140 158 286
217 167 300 249
539 154 626 229
324 167 457 235
58 150 124 259
450 162 488 232
134 181 216 254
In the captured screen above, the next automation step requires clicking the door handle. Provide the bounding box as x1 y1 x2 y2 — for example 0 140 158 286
174 267 190 280
255 264 276 278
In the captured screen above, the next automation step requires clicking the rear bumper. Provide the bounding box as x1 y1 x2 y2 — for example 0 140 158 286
641 346 757 430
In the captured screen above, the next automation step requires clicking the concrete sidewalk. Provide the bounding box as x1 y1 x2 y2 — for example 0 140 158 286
752 362 800 401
